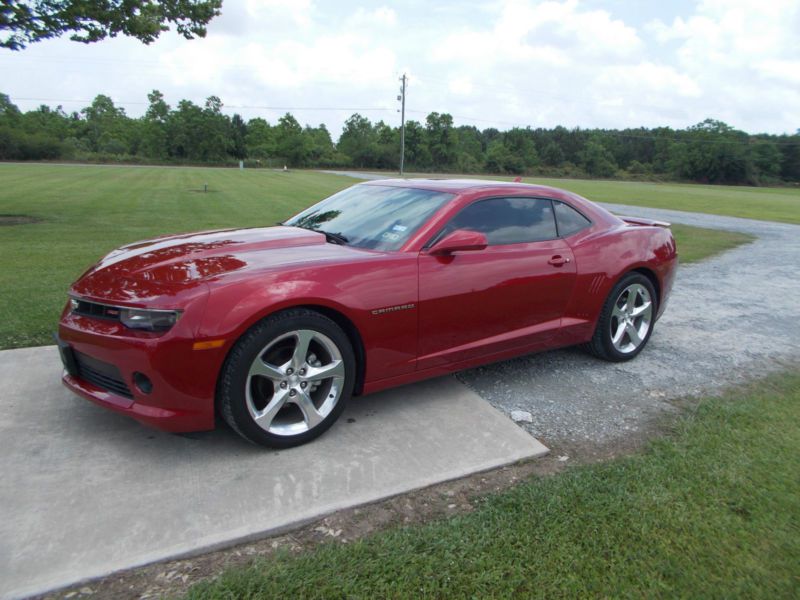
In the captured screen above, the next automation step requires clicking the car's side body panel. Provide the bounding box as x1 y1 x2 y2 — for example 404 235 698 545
198 253 420 383
417 238 577 369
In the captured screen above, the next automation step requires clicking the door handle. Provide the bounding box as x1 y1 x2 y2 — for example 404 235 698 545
548 255 571 267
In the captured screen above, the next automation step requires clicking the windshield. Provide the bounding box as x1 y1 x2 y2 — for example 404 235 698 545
285 184 454 251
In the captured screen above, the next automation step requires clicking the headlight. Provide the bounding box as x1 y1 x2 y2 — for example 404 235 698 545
119 308 182 331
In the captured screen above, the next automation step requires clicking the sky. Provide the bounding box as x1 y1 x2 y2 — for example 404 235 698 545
1 0 799 138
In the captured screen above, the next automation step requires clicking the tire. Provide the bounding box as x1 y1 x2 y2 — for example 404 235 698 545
585 272 657 362
218 308 356 448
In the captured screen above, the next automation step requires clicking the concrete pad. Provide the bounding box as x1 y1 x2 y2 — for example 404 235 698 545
0 346 547 599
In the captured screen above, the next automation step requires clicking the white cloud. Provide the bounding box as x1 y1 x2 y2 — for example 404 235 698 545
644 0 800 131
434 0 641 65
347 6 398 27
596 62 701 99
245 0 317 29
424 0 798 132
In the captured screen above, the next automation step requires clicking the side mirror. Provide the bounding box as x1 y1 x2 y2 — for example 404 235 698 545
428 229 488 255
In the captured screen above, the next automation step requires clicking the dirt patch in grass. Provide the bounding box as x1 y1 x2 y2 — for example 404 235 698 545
0 214 41 226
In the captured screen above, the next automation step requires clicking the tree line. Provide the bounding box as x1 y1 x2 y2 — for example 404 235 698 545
1 91 798 185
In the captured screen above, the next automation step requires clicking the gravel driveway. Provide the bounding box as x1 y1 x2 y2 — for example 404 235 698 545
459 204 800 446
324 172 800 448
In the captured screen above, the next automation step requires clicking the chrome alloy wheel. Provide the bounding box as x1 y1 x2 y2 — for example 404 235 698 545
245 329 345 436
609 283 653 354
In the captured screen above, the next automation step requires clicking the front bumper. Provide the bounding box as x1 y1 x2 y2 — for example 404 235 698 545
56 315 224 433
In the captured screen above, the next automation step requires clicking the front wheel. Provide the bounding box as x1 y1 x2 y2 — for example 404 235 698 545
218 309 355 448
586 272 657 362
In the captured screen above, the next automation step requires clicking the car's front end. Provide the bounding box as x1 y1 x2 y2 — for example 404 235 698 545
57 277 219 432
55 221 384 434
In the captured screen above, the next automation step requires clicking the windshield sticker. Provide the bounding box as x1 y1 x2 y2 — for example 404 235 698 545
382 231 401 241
392 224 408 232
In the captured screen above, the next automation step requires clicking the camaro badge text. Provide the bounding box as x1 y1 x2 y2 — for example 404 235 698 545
371 303 416 316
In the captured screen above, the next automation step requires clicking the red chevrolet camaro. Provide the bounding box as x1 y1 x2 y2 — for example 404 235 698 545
57 179 677 447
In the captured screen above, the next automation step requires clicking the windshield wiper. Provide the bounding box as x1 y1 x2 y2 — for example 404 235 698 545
318 230 349 245
294 225 349 245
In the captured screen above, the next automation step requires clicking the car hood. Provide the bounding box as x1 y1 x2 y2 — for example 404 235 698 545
74 226 369 294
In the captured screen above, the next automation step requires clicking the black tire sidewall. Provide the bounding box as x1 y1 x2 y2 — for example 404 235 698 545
597 273 657 362
220 310 356 448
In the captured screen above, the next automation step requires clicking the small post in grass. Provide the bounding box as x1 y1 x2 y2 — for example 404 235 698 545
204 183 208 193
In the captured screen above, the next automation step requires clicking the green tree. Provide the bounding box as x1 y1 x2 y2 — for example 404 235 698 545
503 128 539 172
305 124 335 164
425 112 457 169
580 138 618 177
21 104 71 140
1 0 222 50
541 141 564 167
139 89 169 159
750 141 782 180
230 114 247 160
0 93 22 125
338 113 376 168
274 113 308 166
669 120 750 184
167 97 230 162
0 94 63 159
181 95 232 161
484 139 513 173
245 118 275 160
372 120 398 169
778 135 800 182
402 120 430 169
80 94 129 153
455 126 483 162
481 127 501 152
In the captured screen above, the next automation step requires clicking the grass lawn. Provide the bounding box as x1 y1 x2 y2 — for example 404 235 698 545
0 163 756 349
670 223 754 264
184 373 800 599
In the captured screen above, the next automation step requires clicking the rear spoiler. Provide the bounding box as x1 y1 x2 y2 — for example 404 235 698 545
619 216 671 228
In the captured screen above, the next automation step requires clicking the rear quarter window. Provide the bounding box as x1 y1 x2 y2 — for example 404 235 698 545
554 202 591 236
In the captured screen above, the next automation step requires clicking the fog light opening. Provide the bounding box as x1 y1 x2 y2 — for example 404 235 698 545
133 372 153 394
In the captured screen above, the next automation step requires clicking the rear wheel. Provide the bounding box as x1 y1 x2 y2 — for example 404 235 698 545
586 272 656 362
218 309 355 448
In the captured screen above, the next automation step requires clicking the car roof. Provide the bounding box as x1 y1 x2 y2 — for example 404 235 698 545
360 178 569 196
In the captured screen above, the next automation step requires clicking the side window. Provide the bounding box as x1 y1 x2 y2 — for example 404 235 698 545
441 197 558 245
554 201 591 236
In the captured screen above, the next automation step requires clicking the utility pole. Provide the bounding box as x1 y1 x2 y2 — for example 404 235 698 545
398 73 407 176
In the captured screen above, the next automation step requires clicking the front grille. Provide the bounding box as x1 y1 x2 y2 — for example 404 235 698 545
72 299 122 322
74 351 133 399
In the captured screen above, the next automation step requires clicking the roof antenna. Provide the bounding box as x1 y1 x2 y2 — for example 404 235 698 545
513 176 522 183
